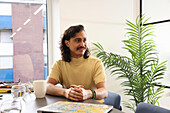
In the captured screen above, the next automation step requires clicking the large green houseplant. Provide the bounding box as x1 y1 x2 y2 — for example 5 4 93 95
92 15 167 112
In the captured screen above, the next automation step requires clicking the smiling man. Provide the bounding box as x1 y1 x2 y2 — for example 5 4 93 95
46 25 107 101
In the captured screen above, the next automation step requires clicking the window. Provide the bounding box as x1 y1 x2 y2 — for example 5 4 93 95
142 0 170 86
0 0 47 82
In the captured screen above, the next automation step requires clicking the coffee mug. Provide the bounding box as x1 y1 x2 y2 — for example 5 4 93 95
33 80 47 98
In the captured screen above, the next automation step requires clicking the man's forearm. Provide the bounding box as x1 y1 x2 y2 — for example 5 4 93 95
95 88 108 100
46 83 66 97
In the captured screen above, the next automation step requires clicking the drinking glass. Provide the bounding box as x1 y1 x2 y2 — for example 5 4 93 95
24 82 33 94
23 82 34 100
11 85 26 101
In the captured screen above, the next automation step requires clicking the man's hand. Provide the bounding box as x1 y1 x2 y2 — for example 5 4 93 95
64 85 83 101
79 88 92 100
64 85 92 101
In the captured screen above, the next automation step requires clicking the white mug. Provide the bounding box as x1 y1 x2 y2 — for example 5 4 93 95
33 80 47 98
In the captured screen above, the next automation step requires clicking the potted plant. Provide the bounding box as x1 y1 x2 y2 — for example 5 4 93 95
92 15 167 112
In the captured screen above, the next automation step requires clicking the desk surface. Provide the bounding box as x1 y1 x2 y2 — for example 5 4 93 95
1 93 124 113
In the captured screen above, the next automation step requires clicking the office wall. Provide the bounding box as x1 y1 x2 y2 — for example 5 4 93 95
59 0 139 113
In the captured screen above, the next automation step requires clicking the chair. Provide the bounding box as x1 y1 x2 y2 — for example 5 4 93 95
135 102 170 113
104 91 122 110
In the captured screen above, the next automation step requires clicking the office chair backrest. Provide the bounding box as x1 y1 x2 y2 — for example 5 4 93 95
104 91 121 110
135 102 170 113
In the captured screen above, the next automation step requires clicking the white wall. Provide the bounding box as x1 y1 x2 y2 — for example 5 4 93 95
47 0 60 71
60 0 137 54
58 0 139 113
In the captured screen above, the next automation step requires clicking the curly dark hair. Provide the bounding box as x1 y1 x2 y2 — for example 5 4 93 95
60 25 90 62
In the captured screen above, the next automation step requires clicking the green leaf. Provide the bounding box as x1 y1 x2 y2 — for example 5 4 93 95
91 14 167 111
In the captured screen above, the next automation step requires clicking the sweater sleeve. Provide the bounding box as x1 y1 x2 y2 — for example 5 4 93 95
93 59 106 85
48 61 62 84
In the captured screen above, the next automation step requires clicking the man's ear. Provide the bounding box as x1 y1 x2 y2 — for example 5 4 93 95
65 40 69 47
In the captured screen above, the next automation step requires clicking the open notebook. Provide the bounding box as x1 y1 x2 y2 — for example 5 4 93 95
37 101 113 113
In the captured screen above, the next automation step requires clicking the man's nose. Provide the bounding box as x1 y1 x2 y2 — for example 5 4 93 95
80 41 85 47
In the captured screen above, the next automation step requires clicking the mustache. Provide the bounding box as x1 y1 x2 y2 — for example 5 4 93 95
77 46 87 50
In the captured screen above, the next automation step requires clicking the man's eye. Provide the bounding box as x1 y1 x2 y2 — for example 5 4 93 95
83 39 86 42
75 39 80 42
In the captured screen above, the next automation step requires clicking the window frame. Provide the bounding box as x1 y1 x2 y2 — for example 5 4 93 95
140 0 170 88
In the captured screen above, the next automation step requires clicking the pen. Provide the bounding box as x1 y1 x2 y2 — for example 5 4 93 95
0 85 12 88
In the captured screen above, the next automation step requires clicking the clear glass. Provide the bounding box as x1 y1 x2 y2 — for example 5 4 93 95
11 85 26 101
23 82 33 97
142 0 170 86
153 23 170 86
143 0 170 23
0 0 48 83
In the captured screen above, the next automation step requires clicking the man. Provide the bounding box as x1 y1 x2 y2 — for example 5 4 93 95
46 25 107 101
